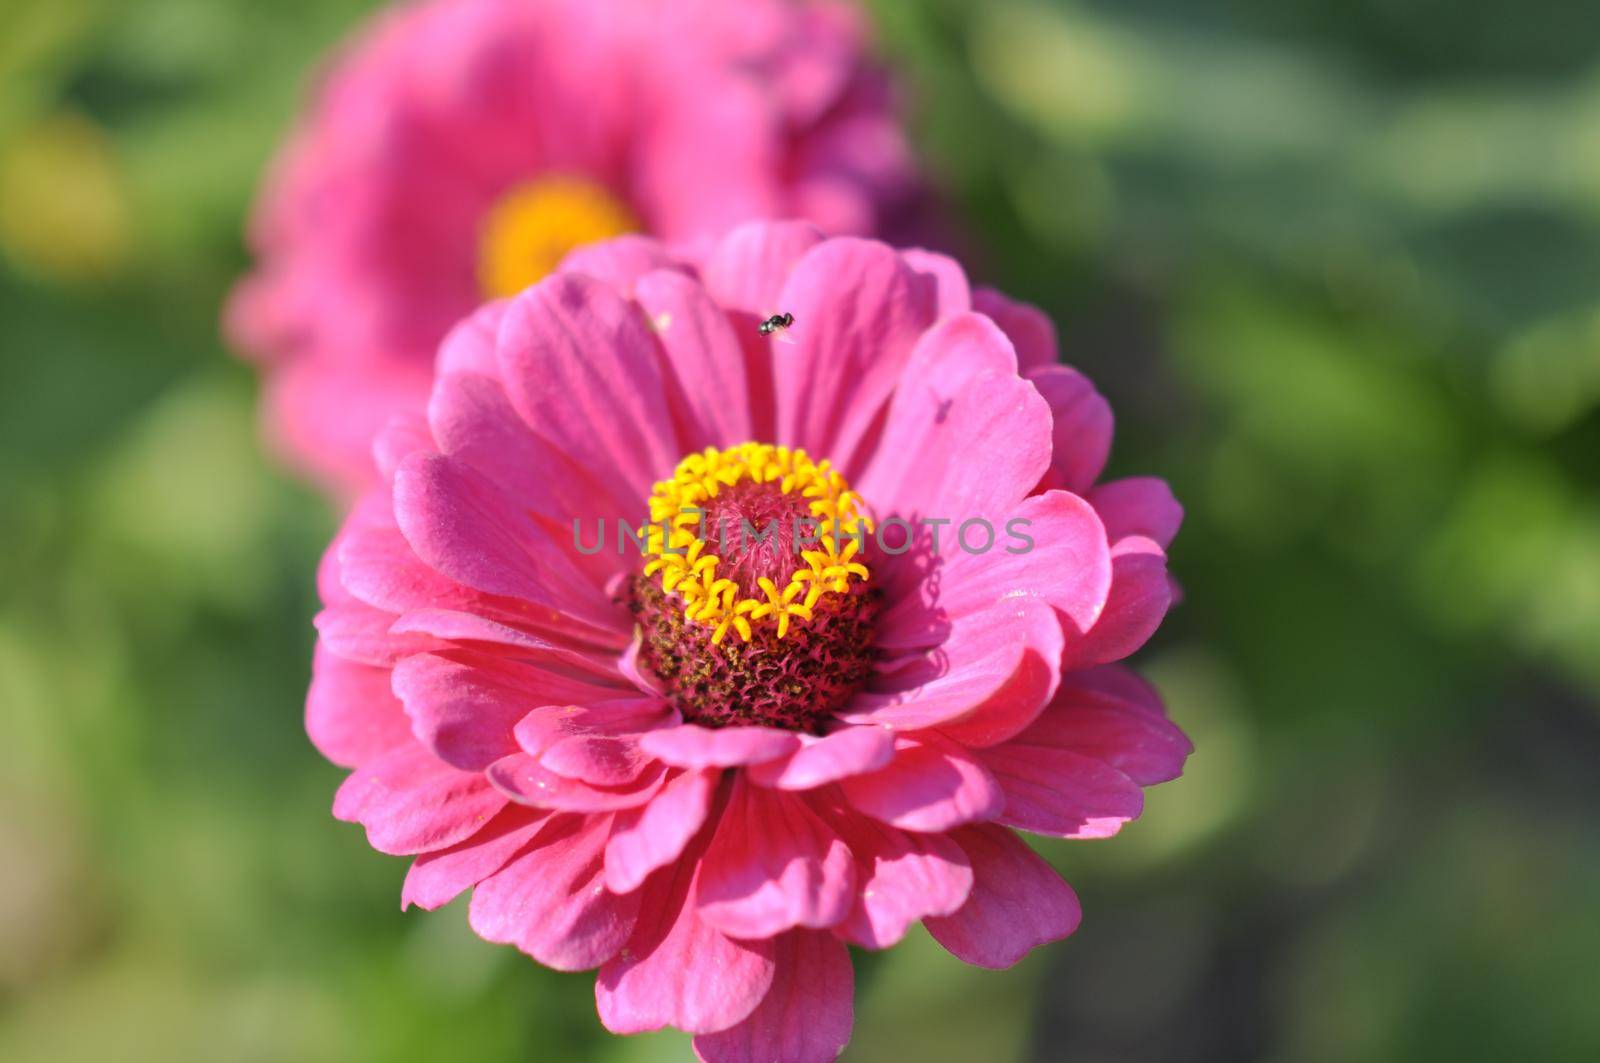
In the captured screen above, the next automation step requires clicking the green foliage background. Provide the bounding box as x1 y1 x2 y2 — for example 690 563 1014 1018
2 0 1598 1059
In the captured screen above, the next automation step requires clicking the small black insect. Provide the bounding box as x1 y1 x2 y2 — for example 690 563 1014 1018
758 312 794 336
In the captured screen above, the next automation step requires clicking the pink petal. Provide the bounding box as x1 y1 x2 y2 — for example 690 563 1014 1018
393 651 634 772
1029 365 1112 496
960 490 1111 634
859 328 1052 523
436 300 507 376
262 356 429 499
1089 477 1184 549
313 600 434 667
821 810 972 949
836 737 1002 833
468 813 640 971
389 608 625 662
900 247 971 318
1002 675 1192 787
773 237 937 474
633 268 753 448
925 824 1081 968
318 492 388 606
401 806 549 911
848 598 1059 732
392 452 623 633
606 769 719 894
854 312 1019 519
558 234 691 295
495 273 683 502
1065 535 1172 669
630 70 781 243
596 851 776 1035
306 642 413 769
640 724 800 769
979 743 1143 838
973 288 1058 372
692 930 854 1063
931 632 1062 750
746 727 895 790
487 752 664 812
876 490 1112 649
512 698 674 755
332 742 506 856
539 734 651 787
428 370 632 526
337 519 498 617
1070 664 1168 718
371 413 434 482
700 219 825 316
697 780 856 938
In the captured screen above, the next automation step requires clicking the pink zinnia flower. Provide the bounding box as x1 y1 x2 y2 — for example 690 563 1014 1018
229 0 923 495
311 222 1190 1061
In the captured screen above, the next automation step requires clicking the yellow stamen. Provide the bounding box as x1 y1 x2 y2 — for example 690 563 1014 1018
477 175 637 299
637 443 873 644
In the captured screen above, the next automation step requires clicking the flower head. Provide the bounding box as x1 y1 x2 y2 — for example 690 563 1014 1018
310 221 1191 1061
228 0 925 495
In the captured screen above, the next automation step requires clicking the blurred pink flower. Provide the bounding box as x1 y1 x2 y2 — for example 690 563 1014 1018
228 0 924 496
310 222 1190 1061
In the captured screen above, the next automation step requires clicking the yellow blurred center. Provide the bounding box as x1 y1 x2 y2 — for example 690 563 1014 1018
476 176 637 299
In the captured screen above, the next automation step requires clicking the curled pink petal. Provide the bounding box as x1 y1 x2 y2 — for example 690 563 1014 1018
512 699 674 756
487 752 663 812
893 490 1113 642
849 598 1061 733
428 369 630 522
539 734 651 787
640 724 800 769
746 727 895 790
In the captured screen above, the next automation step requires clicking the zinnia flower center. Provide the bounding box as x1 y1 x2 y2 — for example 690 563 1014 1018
477 175 637 299
627 443 880 732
